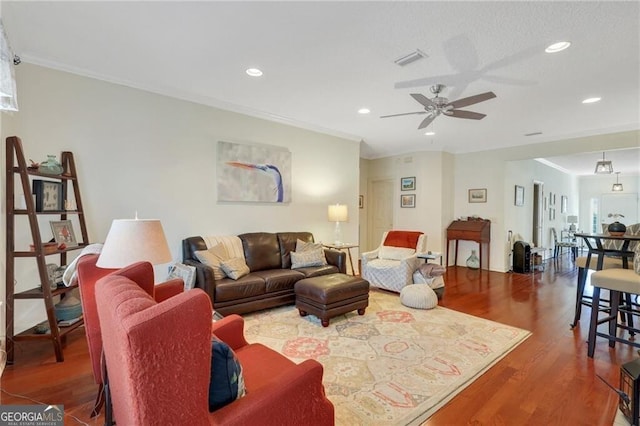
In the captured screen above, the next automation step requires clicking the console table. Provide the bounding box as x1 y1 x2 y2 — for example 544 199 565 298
446 219 491 270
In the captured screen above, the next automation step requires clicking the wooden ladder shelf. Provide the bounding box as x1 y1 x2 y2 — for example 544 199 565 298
5 136 90 363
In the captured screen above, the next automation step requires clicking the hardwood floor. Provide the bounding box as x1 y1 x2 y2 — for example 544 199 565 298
0 256 633 425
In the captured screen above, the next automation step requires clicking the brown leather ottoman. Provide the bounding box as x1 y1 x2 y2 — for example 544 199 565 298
294 273 370 327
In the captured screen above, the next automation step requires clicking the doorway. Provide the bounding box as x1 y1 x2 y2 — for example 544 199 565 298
532 182 544 247
368 179 394 251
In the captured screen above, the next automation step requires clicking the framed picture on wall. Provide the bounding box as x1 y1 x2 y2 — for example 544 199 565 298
514 185 525 206
401 176 416 191
561 195 567 213
468 188 487 203
401 194 415 208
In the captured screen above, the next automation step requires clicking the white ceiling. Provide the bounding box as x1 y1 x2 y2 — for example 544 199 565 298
3 1 639 172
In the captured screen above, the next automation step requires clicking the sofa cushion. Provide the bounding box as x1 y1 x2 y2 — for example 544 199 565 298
239 233 282 272
195 243 230 281
277 232 315 269
253 269 305 293
209 337 246 411
291 249 327 269
214 275 266 302
294 264 339 278
220 258 250 280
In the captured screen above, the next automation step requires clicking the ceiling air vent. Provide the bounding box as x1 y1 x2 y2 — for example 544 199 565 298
394 49 428 67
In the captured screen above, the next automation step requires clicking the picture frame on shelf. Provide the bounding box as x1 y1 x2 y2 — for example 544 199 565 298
401 176 416 191
32 180 64 212
359 195 364 209
50 220 77 247
401 194 416 208
468 188 487 203
514 185 525 206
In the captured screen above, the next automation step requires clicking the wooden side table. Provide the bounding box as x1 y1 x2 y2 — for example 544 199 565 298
323 243 358 275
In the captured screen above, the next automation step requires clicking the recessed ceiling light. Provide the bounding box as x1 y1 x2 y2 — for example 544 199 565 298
424 131 435 136
582 97 601 104
545 41 571 53
246 68 263 77
358 108 370 114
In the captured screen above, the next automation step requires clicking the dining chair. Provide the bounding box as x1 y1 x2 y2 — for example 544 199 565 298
551 228 578 260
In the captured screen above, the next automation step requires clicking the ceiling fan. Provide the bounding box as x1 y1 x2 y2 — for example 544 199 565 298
381 84 496 129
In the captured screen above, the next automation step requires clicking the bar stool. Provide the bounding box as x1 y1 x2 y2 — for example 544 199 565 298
570 254 623 328
587 268 640 357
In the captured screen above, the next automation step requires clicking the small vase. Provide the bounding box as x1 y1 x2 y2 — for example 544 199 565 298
608 221 627 237
466 250 480 269
38 155 63 175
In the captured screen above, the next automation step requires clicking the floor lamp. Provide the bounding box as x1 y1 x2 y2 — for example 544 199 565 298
328 203 348 245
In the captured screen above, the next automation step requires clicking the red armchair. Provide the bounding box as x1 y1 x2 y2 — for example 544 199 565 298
95 262 334 426
77 255 183 416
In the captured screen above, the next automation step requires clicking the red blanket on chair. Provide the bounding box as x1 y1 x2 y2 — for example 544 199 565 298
383 231 423 249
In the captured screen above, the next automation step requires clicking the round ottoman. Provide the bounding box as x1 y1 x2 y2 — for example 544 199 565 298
400 284 438 309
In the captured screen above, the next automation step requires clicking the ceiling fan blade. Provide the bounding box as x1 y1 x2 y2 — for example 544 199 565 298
410 93 436 108
448 109 486 120
418 115 436 129
380 111 427 118
448 91 496 109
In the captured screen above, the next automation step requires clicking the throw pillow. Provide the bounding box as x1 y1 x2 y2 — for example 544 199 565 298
194 243 229 281
295 239 328 265
220 257 250 280
291 248 326 269
209 337 246 412
378 245 415 260
167 263 197 290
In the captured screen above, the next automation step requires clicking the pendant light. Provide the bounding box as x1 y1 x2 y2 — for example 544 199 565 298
612 172 624 192
594 152 613 174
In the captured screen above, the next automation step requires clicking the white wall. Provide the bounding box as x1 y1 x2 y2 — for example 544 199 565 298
504 159 578 266
1 64 360 335
364 151 453 254
451 131 640 271
579 174 640 232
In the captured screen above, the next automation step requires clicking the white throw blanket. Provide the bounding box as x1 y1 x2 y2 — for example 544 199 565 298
62 243 104 286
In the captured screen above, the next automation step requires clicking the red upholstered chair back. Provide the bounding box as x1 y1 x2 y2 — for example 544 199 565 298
77 255 117 385
78 257 181 386
96 274 213 425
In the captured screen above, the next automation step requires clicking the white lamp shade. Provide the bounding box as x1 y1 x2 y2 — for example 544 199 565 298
328 204 348 222
97 219 172 268
567 216 578 224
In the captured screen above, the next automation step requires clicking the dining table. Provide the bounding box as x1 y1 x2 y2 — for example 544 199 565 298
570 232 640 328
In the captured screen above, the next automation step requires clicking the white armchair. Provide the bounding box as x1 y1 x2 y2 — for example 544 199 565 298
361 230 426 292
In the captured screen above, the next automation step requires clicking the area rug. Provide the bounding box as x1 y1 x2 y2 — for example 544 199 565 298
243 289 531 425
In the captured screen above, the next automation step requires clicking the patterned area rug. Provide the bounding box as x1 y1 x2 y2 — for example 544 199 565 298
243 289 531 425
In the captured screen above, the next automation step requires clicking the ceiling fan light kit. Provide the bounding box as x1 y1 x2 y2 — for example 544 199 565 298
380 84 496 130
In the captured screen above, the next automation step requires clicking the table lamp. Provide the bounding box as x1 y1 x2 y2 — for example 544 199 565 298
97 216 172 270
327 203 348 245
567 215 578 232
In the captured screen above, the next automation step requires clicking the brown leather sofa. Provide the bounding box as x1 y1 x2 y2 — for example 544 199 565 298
183 232 346 316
